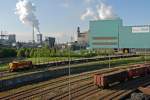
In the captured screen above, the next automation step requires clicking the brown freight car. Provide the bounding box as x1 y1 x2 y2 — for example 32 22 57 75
94 64 150 89
127 66 149 79
9 61 32 72
94 70 128 88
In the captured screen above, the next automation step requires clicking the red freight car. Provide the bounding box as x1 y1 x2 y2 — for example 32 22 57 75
127 66 149 79
94 64 150 88
94 70 128 88
146 64 150 74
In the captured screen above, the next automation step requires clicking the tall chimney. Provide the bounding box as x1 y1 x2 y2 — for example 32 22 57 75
32 24 35 43
77 26 80 37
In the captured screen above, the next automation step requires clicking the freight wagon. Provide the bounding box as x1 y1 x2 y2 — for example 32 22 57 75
94 64 150 88
94 70 128 88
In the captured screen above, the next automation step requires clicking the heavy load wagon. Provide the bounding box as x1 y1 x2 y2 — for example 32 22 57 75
94 64 150 88
94 70 128 88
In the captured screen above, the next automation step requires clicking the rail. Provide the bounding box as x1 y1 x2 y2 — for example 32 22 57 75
1 63 149 100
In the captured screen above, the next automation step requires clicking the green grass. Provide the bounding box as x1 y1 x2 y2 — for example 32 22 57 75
1 56 150 72
1 56 150 80
0 57 80 72
69 56 150 70
0 64 9 72
26 55 148 65
26 57 81 64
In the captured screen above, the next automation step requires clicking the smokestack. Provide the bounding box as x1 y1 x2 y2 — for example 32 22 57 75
77 26 80 37
15 0 41 40
32 24 35 43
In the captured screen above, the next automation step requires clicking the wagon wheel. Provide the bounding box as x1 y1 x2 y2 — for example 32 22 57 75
103 84 109 89
9 69 14 72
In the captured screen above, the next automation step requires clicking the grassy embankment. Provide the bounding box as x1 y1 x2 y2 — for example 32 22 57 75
0 56 150 72
0 57 80 72
0 64 8 72
26 57 80 64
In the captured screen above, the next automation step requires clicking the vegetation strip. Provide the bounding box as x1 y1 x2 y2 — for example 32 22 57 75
0 56 149 81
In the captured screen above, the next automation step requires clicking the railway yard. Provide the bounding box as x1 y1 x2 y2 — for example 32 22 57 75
0 55 150 100
0 0 150 99
0 63 150 100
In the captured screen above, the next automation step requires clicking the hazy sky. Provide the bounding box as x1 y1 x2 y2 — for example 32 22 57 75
0 0 150 43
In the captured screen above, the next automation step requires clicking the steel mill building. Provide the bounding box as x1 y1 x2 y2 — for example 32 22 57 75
89 19 150 49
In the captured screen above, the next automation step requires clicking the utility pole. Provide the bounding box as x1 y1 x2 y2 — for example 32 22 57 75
145 46 146 64
68 42 71 100
118 24 120 52
0 31 2 39
32 24 35 44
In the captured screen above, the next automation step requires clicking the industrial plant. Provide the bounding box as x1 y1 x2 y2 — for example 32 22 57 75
89 18 150 52
0 31 16 47
0 0 150 100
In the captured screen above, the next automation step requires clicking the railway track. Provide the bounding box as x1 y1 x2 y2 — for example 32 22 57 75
0 71 20 79
0 74 90 99
104 77 150 100
0 65 126 100
47 66 150 100
30 78 93 100
51 76 150 100
74 75 150 100
1 63 150 100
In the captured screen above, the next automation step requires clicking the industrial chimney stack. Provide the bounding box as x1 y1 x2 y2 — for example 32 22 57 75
77 26 80 37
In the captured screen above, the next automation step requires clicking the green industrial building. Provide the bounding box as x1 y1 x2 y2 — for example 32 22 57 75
89 19 150 49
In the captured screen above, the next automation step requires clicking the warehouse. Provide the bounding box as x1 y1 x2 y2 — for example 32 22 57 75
89 19 150 49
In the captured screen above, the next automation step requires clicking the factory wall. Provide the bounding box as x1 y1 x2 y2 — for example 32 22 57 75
89 19 150 49
119 26 150 48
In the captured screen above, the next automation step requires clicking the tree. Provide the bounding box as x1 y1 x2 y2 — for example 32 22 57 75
29 49 34 57
0 48 17 58
25 49 30 57
17 49 25 57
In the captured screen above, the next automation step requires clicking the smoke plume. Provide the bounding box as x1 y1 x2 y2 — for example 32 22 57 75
97 2 117 20
81 2 118 20
15 0 40 33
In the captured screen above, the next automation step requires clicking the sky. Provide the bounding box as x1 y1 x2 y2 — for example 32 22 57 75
0 0 150 43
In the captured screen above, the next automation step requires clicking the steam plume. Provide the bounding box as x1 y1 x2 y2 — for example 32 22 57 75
80 8 97 20
15 0 40 33
81 2 118 20
97 2 117 20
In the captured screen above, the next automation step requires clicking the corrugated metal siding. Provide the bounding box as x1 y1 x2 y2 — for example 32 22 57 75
89 19 150 49
119 26 150 48
89 19 122 48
